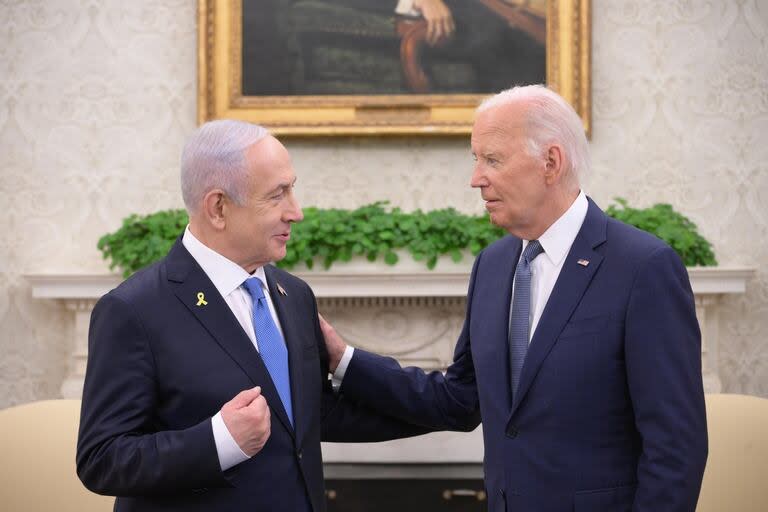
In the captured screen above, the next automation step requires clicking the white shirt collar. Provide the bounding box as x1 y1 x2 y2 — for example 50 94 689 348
182 226 267 297
523 190 588 266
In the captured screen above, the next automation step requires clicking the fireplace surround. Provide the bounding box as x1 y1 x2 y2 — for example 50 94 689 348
27 264 752 495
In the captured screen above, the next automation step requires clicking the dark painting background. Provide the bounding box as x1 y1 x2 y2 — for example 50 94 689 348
241 0 545 96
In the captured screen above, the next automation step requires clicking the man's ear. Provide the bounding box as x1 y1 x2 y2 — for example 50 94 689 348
201 189 227 230
543 144 564 185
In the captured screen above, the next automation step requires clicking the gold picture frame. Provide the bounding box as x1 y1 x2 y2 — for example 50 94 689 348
198 0 591 136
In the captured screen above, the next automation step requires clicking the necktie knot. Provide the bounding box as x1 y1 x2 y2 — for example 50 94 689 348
522 240 544 265
242 277 265 301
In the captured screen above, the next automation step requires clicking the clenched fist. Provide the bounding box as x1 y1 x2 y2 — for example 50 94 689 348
221 387 271 456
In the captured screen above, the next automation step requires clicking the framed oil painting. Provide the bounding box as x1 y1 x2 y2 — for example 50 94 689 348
198 0 590 135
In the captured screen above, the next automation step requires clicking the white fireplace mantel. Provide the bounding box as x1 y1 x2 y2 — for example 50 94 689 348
27 267 754 395
26 266 754 298
26 266 753 463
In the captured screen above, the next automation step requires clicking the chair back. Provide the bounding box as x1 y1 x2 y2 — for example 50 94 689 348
697 393 768 511
0 399 113 511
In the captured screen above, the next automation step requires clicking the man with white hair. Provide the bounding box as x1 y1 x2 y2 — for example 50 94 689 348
322 85 708 511
76 120 428 511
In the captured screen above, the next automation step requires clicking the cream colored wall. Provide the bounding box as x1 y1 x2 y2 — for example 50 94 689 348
1 0 766 407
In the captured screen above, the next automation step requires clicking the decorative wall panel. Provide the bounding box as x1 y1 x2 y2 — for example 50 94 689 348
1 0 766 407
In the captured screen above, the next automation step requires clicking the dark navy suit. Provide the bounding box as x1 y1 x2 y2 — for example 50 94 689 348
77 239 424 511
341 199 708 511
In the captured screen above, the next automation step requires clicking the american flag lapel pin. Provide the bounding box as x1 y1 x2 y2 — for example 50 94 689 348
277 282 287 296
577 259 590 267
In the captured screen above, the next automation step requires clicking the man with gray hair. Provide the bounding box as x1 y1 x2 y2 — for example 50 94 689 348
77 120 427 511
321 85 708 511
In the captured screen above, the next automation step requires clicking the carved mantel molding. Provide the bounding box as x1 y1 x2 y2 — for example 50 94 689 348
28 266 754 298
27 267 754 397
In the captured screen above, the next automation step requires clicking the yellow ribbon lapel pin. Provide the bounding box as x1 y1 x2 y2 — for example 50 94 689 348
196 292 208 306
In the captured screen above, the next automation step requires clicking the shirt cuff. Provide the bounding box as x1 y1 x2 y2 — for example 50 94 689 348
331 345 355 392
212 411 250 471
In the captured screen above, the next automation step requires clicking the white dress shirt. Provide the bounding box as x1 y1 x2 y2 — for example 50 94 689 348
516 191 588 342
182 226 286 471
395 0 418 16
333 191 589 382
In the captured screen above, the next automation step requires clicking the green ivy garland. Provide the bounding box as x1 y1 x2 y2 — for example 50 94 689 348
98 199 716 278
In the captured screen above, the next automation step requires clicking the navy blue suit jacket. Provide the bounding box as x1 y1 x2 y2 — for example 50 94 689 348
342 199 708 511
77 239 425 511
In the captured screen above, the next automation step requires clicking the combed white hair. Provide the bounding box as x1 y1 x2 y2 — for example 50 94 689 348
180 120 270 214
478 85 589 185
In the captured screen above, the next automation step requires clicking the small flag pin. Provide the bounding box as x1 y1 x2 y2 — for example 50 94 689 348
577 259 590 267
277 283 287 296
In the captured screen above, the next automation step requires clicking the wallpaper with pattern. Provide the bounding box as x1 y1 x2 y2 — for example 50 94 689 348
1 0 766 407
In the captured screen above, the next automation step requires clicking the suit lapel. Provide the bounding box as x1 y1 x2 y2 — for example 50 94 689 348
265 265 308 445
509 199 607 416
165 241 294 437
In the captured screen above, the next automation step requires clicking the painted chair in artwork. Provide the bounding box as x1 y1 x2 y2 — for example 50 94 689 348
397 0 545 93
289 0 546 94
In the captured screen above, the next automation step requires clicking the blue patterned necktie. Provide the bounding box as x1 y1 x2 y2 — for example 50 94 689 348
509 240 544 399
242 277 293 427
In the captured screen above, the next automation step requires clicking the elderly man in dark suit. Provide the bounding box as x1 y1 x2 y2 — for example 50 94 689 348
322 85 708 511
76 120 429 511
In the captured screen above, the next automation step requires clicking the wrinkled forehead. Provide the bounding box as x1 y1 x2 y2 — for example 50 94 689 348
472 104 529 148
248 135 288 160
245 137 295 186
247 135 292 168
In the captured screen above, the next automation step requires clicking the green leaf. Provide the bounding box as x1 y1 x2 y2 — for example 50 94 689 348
384 251 399 265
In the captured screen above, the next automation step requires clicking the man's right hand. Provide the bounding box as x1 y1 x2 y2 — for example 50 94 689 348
221 387 271 456
319 314 347 373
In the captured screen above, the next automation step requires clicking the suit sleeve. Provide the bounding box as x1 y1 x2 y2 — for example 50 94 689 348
625 246 708 511
297 285 436 442
76 293 230 496
320 381 437 442
332 254 483 432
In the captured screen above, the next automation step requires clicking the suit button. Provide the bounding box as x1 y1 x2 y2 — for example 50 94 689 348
297 449 303 460
506 425 518 438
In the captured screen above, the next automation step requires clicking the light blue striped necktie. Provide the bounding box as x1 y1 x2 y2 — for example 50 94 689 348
242 277 293 427
509 240 544 399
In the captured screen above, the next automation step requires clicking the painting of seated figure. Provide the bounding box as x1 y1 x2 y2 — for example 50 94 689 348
199 0 589 135
241 0 547 96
